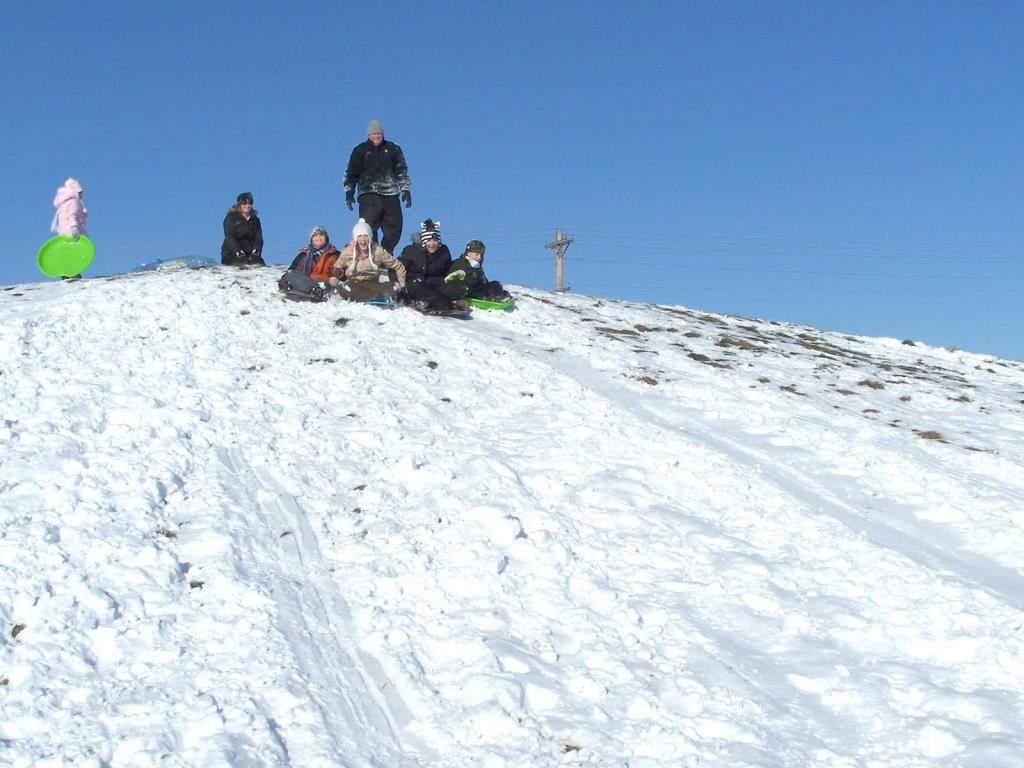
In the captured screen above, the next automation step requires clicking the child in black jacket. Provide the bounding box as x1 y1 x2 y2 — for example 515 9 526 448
443 239 510 301
399 219 457 309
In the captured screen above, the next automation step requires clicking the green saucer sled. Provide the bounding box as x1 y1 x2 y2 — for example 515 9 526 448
37 235 95 278
466 296 516 311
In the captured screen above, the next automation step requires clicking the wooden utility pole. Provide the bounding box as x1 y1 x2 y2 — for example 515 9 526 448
545 229 574 292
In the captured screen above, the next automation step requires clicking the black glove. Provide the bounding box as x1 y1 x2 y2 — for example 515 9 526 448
401 190 412 208
345 191 355 210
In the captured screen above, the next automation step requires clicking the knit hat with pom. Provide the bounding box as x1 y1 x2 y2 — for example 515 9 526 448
348 218 378 272
64 178 83 195
420 218 441 245
352 218 373 241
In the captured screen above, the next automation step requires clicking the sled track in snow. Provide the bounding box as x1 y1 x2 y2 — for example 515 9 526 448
216 446 432 767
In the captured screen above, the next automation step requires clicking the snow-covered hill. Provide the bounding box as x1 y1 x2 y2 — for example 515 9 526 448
3 266 1024 767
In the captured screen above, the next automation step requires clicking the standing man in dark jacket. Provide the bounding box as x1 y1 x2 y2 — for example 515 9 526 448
343 119 411 255
221 192 264 266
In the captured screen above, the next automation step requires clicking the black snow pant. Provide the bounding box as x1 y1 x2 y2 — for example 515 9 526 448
357 193 403 255
442 279 507 302
403 281 453 310
470 280 508 300
222 248 263 267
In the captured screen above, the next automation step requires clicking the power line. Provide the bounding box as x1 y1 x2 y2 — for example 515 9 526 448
563 256 1024 281
463 226 1024 253
571 241 1023 262
568 228 1024 255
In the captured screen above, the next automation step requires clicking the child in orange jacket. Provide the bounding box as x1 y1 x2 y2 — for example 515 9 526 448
277 225 341 301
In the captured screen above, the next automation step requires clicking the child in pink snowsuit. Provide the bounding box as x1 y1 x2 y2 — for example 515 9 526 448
52 178 88 240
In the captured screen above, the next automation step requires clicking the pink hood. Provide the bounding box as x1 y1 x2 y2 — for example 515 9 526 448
53 185 79 208
51 182 88 236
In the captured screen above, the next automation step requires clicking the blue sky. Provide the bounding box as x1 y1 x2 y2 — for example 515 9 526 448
2 1 1022 358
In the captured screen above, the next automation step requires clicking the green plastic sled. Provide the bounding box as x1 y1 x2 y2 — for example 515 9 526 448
466 297 516 311
37 235 95 278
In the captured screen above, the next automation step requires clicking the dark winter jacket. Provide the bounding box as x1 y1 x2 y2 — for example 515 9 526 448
343 140 410 199
221 206 263 260
443 255 507 301
446 256 489 295
399 243 452 287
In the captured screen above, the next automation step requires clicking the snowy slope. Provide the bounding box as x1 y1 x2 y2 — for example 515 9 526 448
2 266 1024 768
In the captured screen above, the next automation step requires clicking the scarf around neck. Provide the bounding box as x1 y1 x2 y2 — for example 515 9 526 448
304 239 331 275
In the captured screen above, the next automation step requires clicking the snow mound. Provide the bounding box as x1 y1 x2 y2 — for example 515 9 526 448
3 267 1024 767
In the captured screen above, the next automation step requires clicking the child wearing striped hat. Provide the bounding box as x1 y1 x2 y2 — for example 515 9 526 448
398 218 462 310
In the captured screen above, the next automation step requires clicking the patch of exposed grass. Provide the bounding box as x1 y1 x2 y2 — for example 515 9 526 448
597 326 641 338
697 313 729 327
717 335 768 353
795 339 848 358
635 324 677 333
657 306 699 320
687 352 731 369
